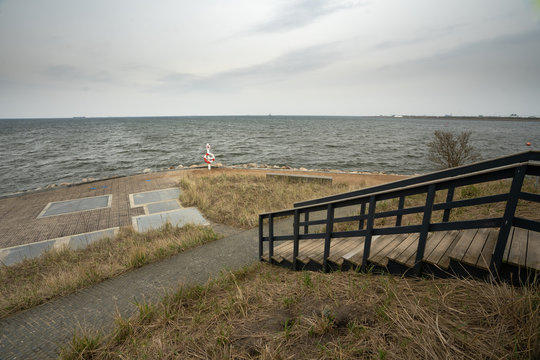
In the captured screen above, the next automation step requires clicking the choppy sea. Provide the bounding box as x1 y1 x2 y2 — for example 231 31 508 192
0 116 538 197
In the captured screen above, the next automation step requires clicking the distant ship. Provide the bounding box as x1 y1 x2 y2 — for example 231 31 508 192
72 116 86 119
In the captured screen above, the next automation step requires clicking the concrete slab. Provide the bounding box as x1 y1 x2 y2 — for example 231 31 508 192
146 200 182 214
130 188 180 207
133 208 208 232
0 228 119 266
38 195 112 218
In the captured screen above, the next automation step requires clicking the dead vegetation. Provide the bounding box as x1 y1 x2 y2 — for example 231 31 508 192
60 263 540 359
0 223 220 319
179 174 356 229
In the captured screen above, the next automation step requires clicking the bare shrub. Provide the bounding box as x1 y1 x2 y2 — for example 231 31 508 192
428 130 480 169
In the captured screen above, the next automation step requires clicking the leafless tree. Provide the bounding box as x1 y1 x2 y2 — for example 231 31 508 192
428 130 480 169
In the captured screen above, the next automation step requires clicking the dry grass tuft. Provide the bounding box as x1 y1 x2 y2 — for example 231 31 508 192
179 174 354 229
61 263 540 359
0 223 220 319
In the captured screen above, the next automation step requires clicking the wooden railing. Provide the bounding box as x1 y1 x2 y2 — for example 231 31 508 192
259 152 540 276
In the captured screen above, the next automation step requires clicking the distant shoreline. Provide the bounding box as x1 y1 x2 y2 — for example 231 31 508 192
1 115 539 121
396 115 540 122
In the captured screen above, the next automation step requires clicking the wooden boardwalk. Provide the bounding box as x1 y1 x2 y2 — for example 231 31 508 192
262 227 540 280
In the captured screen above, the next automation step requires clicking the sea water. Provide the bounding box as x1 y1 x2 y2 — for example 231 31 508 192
0 116 538 196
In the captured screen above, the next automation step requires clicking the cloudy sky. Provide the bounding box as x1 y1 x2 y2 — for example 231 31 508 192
1 0 539 118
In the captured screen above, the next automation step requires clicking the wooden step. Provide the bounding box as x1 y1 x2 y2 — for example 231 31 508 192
526 230 540 270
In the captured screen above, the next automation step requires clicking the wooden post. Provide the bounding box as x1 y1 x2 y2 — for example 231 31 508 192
293 210 300 271
268 214 274 264
490 165 526 275
395 196 405 226
361 195 376 271
413 184 436 275
359 202 366 230
304 211 310 234
258 214 264 260
322 204 335 272
442 186 454 222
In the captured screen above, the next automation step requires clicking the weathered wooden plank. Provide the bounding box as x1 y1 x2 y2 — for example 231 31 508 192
461 228 491 266
368 234 402 265
526 230 540 270
296 240 322 263
507 227 528 266
342 240 364 260
328 237 363 263
309 238 346 265
385 233 419 261
476 228 498 270
371 233 410 266
402 232 450 267
274 241 295 262
263 241 292 260
425 230 460 265
303 241 326 261
436 235 466 269
345 246 367 265
367 235 396 259
502 227 515 262
448 229 479 262
416 231 448 263
347 234 398 266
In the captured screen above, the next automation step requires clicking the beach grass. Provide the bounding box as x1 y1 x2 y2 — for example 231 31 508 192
179 173 356 229
0 223 220 319
60 262 540 359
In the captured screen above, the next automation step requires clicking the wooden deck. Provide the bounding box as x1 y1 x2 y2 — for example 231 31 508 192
262 227 540 280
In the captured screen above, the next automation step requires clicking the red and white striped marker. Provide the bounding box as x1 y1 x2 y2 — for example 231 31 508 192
203 143 215 170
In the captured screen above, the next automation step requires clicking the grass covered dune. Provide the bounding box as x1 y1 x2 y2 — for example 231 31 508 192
61 263 540 359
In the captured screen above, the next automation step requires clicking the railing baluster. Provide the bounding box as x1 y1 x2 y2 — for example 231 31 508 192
490 165 527 275
304 211 310 234
268 214 274 264
395 196 405 226
293 210 300 271
258 214 263 260
361 195 376 271
413 184 436 275
442 186 454 222
359 202 366 230
322 204 335 272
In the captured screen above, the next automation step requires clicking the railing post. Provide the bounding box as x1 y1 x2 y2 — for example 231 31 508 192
268 214 274 263
322 204 335 272
293 210 300 271
490 165 527 275
413 184 436 275
361 195 376 271
304 211 309 234
259 214 264 260
442 186 454 222
395 196 405 226
359 202 366 230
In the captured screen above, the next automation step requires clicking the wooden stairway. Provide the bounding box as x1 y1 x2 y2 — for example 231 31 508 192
262 227 540 282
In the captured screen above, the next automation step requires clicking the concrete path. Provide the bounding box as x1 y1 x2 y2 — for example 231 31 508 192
0 171 186 249
0 219 291 360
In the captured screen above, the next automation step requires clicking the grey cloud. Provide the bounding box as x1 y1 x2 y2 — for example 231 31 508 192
373 24 462 50
253 0 368 33
158 43 341 92
371 28 540 92
43 65 112 83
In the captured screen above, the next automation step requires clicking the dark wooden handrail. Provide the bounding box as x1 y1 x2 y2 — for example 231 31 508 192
294 150 540 208
259 152 540 276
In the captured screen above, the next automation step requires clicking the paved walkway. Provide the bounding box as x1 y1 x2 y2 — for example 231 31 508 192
0 171 183 249
0 219 289 359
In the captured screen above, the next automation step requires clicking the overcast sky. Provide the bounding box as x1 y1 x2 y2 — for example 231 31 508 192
1 0 539 118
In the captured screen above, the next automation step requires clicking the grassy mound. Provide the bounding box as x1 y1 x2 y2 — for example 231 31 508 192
60 263 540 359
0 224 220 319
179 174 353 229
